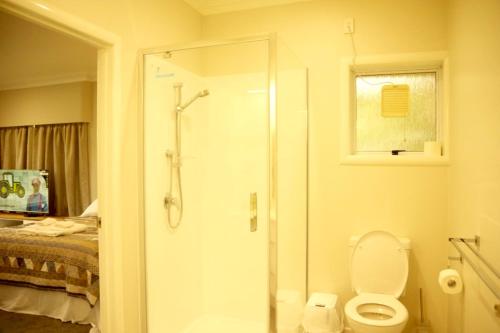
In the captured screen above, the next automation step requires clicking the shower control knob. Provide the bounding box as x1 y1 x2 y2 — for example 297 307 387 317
164 194 175 208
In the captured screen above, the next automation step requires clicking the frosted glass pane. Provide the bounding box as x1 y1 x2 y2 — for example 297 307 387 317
355 72 437 152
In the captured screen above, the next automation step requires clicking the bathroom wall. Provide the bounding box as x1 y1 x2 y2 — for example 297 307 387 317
447 0 500 332
202 1 450 332
22 0 203 332
275 66 308 302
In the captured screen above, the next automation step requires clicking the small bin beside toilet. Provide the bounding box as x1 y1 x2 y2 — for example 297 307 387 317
302 293 343 333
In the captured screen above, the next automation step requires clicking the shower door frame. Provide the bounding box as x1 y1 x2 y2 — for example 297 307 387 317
137 33 278 333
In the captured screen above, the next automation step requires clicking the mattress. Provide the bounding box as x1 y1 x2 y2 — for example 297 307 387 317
0 222 99 305
0 284 99 332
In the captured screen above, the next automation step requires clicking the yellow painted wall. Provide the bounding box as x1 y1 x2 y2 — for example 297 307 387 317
24 1 202 332
89 83 97 201
0 82 93 127
447 0 500 332
202 1 449 332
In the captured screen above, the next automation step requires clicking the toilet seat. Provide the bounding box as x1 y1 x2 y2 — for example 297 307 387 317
345 293 408 327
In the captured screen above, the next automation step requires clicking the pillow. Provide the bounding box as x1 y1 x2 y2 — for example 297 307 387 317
80 199 98 217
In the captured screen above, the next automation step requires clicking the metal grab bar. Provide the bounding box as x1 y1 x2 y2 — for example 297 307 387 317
448 237 500 301
460 239 500 279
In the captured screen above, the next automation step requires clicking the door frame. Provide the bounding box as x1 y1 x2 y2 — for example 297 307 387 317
137 33 278 332
0 1 125 332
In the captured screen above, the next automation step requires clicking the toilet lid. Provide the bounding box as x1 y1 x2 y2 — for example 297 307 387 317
351 231 408 297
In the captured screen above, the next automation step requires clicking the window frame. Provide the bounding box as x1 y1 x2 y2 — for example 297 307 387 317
340 52 449 166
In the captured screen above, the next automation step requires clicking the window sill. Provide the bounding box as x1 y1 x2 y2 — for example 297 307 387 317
340 154 449 166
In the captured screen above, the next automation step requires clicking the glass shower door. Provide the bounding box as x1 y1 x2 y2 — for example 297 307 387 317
143 40 270 333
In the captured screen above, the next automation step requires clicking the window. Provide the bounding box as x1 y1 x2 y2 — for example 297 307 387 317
340 53 449 165
355 72 437 153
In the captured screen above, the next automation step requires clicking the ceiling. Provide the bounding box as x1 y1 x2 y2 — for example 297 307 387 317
0 11 97 91
183 0 314 15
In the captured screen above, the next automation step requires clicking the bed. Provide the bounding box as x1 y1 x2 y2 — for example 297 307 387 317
0 218 99 331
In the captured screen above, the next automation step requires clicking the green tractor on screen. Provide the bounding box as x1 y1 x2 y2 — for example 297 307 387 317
0 172 26 199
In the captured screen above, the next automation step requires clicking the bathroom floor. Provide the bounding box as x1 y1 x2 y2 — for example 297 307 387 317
183 315 266 333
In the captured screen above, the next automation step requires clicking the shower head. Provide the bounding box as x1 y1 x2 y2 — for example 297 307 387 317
177 88 210 112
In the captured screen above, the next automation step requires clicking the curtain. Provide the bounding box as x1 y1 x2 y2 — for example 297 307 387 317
0 127 28 169
0 123 90 216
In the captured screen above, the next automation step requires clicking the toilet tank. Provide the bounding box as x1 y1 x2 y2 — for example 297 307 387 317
349 231 411 297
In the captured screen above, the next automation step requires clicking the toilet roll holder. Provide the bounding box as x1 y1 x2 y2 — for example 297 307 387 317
447 256 462 265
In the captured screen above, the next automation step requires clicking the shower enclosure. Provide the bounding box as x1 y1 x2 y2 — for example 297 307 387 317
140 34 308 333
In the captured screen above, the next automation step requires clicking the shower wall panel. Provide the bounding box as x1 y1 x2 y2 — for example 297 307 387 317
144 53 205 333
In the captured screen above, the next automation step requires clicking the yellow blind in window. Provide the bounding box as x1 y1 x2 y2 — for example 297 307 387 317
381 84 409 117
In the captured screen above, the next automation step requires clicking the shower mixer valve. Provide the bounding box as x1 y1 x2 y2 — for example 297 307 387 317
164 194 178 209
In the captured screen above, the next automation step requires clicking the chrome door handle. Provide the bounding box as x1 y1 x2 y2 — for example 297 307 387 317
250 192 257 232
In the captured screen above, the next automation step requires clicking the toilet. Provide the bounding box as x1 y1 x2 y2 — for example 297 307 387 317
344 231 411 333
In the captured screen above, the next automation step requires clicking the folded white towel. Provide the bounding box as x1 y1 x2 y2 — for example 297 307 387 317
17 222 88 237
64 216 98 227
38 217 58 226
54 221 74 228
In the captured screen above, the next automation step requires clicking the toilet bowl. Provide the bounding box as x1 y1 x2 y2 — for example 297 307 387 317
345 293 408 333
344 231 411 333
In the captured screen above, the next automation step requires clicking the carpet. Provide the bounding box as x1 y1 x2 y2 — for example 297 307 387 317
0 309 91 333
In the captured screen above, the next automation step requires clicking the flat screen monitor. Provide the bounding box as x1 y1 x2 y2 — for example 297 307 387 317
0 169 49 215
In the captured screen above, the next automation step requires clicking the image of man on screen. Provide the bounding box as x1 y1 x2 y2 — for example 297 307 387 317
26 178 48 213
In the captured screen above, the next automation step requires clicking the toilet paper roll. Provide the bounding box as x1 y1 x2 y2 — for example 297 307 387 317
424 141 442 157
438 269 463 294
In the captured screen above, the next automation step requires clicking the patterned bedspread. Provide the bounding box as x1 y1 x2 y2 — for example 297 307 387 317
0 222 99 305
